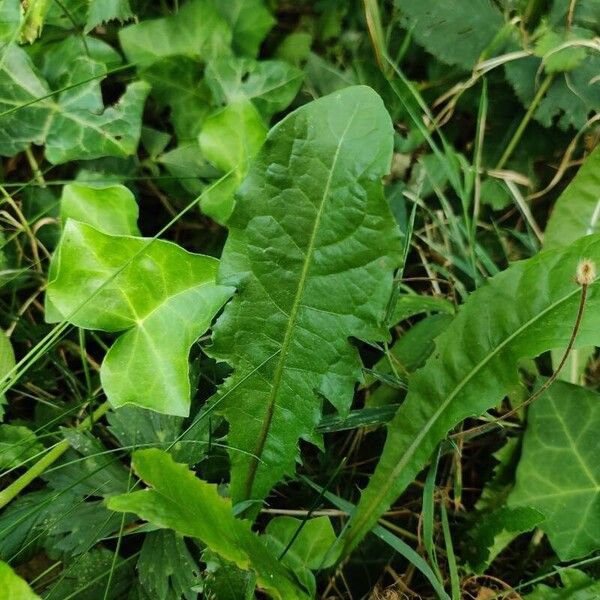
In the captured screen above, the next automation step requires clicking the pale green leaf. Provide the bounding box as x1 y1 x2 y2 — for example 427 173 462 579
398 0 505 69
265 516 337 569
85 0 134 33
20 0 51 43
335 233 600 558
107 449 311 600
60 183 140 236
215 0 275 57
0 330 15 416
137 530 201 600
534 28 587 73
199 99 267 223
0 560 41 599
525 568 600 599
205 57 303 120
209 86 402 504
46 222 232 416
0 425 43 469
545 146 600 249
118 0 231 65
389 293 455 326
510 381 600 560
0 0 22 42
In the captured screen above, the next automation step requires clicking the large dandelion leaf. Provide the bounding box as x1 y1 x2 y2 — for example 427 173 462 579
209 85 403 504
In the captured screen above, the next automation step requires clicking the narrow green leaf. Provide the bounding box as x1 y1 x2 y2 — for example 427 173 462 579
47 222 232 416
107 449 311 600
510 381 600 560
335 233 600 558
0 330 15 416
209 85 402 504
0 560 41 599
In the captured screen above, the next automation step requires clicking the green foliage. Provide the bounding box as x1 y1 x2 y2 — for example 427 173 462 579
525 568 600 599
336 233 600 557
0 560 40 600
0 425 42 468
0 44 149 163
510 381 600 560
209 85 402 504
108 449 311 599
47 222 232 415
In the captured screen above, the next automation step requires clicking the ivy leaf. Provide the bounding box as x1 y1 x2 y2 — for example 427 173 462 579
215 0 275 57
399 0 505 69
335 233 600 559
199 99 268 223
46 222 233 416
0 44 149 163
118 0 231 65
545 146 600 249
85 0 134 33
205 57 303 120
137 530 201 600
0 560 40 599
510 381 600 560
60 183 140 236
524 568 600 599
107 449 312 600
209 85 402 504
0 0 22 42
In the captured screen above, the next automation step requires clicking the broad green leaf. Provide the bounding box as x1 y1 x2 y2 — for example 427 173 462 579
335 233 600 559
510 381 600 560
525 568 600 599
265 516 337 569
464 506 544 573
398 0 505 69
0 0 22 42
534 27 587 73
140 57 211 141
107 449 311 600
137 530 201 600
545 146 600 249
46 221 233 416
85 0 134 33
216 0 274 57
205 57 303 120
0 44 149 163
199 99 268 223
60 183 140 236
209 86 402 504
204 552 256 600
0 425 43 468
0 560 41 599
118 0 231 65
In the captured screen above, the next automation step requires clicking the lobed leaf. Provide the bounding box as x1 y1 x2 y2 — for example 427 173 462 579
335 233 600 558
209 85 403 504
107 449 311 600
47 222 232 416
510 381 600 560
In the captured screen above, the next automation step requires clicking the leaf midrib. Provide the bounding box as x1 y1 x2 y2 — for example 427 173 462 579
345 279 588 548
242 104 360 499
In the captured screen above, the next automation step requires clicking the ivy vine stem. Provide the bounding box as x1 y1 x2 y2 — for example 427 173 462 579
0 400 110 509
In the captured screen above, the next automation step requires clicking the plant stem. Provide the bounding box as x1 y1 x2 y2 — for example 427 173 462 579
24 146 46 188
495 74 554 170
0 400 110 509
